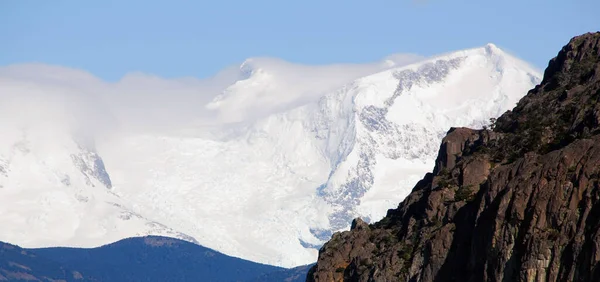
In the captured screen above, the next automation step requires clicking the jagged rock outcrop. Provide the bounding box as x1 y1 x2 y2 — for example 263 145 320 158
307 32 600 282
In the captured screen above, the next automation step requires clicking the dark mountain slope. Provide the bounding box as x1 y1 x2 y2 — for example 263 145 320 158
307 32 600 282
1 236 310 281
0 241 89 281
32 236 284 282
248 264 313 282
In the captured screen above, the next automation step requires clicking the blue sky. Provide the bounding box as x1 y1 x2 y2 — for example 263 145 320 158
1 0 597 81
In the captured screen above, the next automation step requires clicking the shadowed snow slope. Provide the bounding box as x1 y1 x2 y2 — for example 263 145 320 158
0 45 540 267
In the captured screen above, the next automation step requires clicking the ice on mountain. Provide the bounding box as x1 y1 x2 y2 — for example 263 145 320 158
0 44 542 268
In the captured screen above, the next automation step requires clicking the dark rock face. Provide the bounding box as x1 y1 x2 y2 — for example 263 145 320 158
307 32 600 282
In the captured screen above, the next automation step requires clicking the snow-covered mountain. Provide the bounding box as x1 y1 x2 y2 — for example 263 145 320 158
0 122 197 248
311 43 541 232
0 44 541 267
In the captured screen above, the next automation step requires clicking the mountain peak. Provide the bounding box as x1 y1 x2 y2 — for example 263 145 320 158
308 32 600 282
484 42 501 54
238 58 256 78
493 32 600 157
238 58 271 79
541 31 600 86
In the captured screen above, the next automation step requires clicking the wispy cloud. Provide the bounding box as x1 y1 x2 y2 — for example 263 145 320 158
0 53 423 138
206 54 423 123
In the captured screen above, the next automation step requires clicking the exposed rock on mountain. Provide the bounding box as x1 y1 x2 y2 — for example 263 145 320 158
307 32 600 282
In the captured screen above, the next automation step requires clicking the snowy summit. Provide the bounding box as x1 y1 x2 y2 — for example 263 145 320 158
0 44 541 267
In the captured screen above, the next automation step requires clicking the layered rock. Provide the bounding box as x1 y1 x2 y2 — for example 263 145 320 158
307 32 600 282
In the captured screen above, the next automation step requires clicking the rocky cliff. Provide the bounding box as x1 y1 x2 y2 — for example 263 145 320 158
307 32 600 282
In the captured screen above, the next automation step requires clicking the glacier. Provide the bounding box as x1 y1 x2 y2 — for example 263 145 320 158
0 44 541 267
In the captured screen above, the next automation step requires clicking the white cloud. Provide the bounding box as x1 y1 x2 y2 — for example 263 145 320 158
0 64 108 137
206 54 423 123
0 53 423 136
